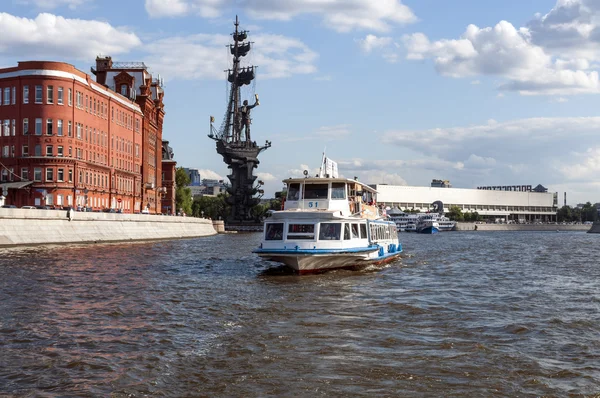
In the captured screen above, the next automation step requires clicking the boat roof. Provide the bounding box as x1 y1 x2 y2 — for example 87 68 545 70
283 177 377 193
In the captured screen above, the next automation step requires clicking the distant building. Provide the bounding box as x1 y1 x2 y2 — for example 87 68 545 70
201 179 227 196
375 184 559 223
431 179 451 188
183 168 201 186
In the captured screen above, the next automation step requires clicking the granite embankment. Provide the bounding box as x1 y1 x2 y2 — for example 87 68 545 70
0 208 218 247
456 222 591 232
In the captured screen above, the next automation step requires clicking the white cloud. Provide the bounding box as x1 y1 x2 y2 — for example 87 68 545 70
144 33 317 80
282 124 351 142
401 0 600 95
197 169 224 180
357 34 392 53
0 13 141 60
16 0 91 9
315 124 351 139
256 172 276 182
145 0 190 17
145 0 416 32
380 117 600 201
287 164 316 178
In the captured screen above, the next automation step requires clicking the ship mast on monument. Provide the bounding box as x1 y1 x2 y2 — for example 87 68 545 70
209 16 271 224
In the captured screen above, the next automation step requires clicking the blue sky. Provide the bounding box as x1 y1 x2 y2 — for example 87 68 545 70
2 0 600 205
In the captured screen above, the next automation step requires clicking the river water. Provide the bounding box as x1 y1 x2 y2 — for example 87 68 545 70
0 231 598 397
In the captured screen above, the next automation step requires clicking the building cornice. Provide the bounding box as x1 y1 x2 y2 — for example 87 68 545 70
0 68 143 115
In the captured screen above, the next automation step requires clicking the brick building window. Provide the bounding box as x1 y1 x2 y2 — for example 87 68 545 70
46 168 53 181
68 88 72 106
57 168 64 181
68 121 72 137
22 145 28 156
35 86 42 103
35 118 42 135
3 88 9 105
23 86 29 104
11 119 15 136
11 87 16 104
47 86 54 104
46 145 53 157
23 118 28 135
46 119 53 135
2 145 8 157
3 120 8 136
57 146 63 157
34 145 41 156
57 87 63 105
68 169 73 182
34 168 42 181
57 120 63 136
21 167 28 180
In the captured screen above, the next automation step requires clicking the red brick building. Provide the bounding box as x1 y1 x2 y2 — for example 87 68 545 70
0 58 170 213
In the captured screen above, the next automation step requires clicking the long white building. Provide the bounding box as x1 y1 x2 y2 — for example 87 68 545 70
374 185 558 222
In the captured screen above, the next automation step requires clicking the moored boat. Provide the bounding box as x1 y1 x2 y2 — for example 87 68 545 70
254 160 402 274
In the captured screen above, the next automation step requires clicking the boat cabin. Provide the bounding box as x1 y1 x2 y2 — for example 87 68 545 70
283 177 379 218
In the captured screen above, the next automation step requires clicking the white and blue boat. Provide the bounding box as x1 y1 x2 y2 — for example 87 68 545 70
254 164 402 274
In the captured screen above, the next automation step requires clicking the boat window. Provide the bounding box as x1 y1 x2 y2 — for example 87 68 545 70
287 224 315 240
287 183 300 201
344 223 351 240
265 223 284 240
351 223 359 239
360 224 367 239
304 183 328 199
331 183 346 200
319 223 341 240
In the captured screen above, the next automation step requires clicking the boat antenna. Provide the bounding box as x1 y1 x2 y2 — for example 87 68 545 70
318 147 326 178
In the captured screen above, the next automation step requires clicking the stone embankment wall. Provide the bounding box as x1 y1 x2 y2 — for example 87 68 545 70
456 222 591 232
0 208 217 247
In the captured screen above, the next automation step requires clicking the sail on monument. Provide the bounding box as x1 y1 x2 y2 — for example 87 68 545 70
209 16 271 224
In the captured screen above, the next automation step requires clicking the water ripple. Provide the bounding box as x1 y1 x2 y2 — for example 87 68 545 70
0 232 599 396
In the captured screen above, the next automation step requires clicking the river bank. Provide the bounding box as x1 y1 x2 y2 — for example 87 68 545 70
0 208 217 247
455 222 591 232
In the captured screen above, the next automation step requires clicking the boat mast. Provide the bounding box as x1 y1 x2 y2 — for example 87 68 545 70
231 15 240 143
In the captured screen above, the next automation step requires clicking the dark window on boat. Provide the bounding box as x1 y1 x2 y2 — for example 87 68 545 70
331 182 346 200
319 223 341 240
287 224 315 240
344 223 351 240
360 224 367 239
304 183 328 199
287 183 300 201
265 223 284 240
351 223 359 239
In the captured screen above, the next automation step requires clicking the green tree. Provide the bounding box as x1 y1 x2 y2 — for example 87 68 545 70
192 193 230 220
557 205 572 222
175 168 193 215
447 205 464 221
581 202 597 222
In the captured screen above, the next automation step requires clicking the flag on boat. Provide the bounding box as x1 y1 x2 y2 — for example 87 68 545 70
324 157 338 178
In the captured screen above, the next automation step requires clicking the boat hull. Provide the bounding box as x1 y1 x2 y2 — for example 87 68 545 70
256 249 401 274
417 226 439 234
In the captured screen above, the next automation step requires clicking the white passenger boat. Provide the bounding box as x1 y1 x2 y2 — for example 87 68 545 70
254 166 402 274
415 213 456 234
387 210 419 232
